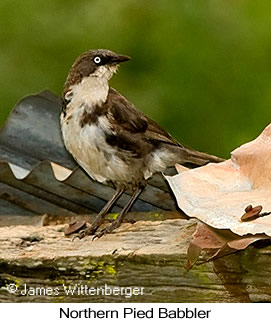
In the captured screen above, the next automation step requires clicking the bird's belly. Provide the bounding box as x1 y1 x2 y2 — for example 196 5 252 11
61 116 135 184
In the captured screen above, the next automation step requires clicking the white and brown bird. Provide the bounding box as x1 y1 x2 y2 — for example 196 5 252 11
60 49 223 239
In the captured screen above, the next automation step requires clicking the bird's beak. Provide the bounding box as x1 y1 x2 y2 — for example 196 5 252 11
110 54 131 65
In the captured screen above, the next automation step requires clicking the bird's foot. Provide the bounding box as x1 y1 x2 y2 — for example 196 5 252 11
71 215 106 240
92 219 122 240
72 225 98 241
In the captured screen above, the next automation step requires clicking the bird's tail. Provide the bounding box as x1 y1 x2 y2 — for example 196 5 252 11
181 147 224 167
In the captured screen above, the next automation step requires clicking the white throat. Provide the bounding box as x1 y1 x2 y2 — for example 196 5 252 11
65 65 118 109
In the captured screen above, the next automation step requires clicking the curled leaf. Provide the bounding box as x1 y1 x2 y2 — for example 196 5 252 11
186 223 270 270
166 124 271 237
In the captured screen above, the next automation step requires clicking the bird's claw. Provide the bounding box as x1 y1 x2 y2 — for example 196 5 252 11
92 221 121 240
71 219 122 241
92 227 109 240
71 227 93 241
92 231 103 241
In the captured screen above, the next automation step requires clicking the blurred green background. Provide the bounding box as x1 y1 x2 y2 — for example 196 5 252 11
1 0 271 158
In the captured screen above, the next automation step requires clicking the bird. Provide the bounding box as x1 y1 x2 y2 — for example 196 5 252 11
60 49 223 239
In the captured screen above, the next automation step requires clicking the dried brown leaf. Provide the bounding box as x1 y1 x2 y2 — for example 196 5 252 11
186 223 270 270
166 124 271 237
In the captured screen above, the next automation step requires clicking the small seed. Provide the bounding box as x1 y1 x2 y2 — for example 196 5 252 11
245 205 253 213
241 205 262 222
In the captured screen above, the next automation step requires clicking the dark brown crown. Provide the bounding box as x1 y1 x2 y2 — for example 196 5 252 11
63 49 130 95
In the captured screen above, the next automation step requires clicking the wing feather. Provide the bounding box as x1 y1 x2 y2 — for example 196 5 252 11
107 88 182 147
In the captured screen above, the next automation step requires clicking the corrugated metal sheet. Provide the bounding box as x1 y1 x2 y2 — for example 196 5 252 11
0 90 178 216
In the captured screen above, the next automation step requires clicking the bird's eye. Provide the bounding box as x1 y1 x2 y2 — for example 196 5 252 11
93 56 102 64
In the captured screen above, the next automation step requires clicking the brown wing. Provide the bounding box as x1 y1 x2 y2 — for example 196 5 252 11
107 88 182 147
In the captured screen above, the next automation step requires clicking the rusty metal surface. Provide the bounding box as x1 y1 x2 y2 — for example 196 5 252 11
0 90 178 216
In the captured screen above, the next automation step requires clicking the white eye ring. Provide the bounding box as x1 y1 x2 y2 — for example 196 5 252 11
94 56 101 64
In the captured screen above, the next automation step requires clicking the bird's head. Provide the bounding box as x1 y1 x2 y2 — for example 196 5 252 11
64 49 130 92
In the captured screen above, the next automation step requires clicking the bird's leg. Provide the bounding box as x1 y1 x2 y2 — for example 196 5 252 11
93 187 144 239
75 187 124 239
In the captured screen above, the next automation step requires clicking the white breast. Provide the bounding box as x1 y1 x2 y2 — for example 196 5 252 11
60 69 146 185
61 105 133 184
